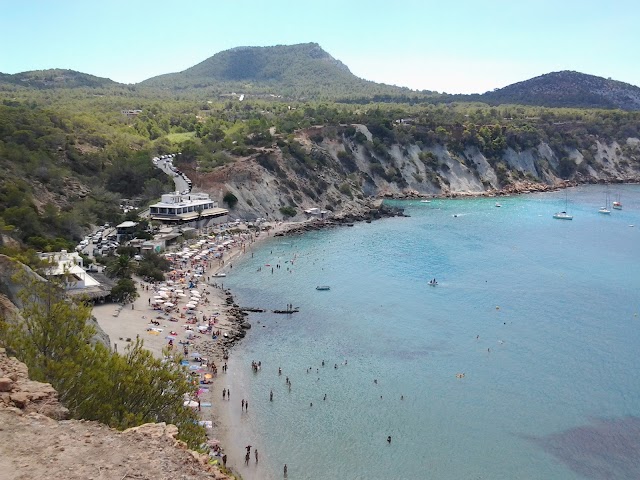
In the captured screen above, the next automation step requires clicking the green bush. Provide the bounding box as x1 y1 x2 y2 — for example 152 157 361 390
279 206 297 218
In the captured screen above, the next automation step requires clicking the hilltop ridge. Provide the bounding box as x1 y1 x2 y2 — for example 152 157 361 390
478 70 640 110
3 44 640 109
0 69 118 90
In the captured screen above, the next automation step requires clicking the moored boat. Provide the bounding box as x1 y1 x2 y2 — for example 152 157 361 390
553 211 573 220
316 286 330 291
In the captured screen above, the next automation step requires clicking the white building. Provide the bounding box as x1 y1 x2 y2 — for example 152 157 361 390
39 250 100 291
149 192 228 227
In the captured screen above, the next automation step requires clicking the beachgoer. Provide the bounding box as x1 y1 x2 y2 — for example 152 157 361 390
255 449 258 463
242 399 245 409
270 390 273 401
223 388 226 399
284 464 288 477
279 367 282 375
246 445 252 453
323 394 327 401
245 400 248 411
222 454 227 466
245 451 250 465
387 436 392 444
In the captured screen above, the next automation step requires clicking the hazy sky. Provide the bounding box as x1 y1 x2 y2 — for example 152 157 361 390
1 0 638 94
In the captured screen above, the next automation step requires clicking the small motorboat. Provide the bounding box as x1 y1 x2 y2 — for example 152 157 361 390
420 200 431 203
428 280 438 286
212 272 226 278
495 202 502 207
316 286 330 291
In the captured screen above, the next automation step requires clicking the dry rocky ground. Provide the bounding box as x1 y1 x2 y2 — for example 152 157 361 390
0 348 233 480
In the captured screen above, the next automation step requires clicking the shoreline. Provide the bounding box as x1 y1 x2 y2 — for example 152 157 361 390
94 184 637 478
378 179 640 201
91 219 311 477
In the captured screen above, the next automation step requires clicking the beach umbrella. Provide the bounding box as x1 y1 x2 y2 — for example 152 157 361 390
191 291 201 296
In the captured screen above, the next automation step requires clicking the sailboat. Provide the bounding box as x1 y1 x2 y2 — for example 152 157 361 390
553 190 573 220
598 191 611 214
612 193 622 210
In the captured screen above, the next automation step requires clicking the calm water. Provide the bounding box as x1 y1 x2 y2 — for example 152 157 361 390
220 185 640 480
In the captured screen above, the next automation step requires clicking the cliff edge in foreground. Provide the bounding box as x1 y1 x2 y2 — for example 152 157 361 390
0 348 232 480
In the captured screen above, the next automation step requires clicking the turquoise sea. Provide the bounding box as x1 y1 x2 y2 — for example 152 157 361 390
219 185 640 480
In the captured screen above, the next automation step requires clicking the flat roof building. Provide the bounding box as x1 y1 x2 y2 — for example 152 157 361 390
149 192 228 227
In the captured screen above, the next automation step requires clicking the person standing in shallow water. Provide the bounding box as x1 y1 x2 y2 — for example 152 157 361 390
284 464 288 477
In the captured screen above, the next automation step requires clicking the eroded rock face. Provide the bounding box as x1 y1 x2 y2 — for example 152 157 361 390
0 348 69 420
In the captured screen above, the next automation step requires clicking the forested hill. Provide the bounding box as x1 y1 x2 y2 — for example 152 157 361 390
476 71 640 110
138 42 424 101
0 69 119 90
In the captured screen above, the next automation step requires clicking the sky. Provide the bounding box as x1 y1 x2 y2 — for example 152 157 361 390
1 0 638 94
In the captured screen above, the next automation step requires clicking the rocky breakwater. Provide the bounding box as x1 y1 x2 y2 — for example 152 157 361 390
192 290 252 361
278 199 407 237
0 348 233 480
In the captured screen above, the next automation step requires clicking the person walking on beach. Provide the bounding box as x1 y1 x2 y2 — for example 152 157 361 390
245 400 248 411
245 451 250 465
223 388 226 399
255 449 258 463
242 399 245 410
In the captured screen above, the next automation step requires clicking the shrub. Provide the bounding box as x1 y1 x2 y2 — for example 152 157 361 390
279 206 297 218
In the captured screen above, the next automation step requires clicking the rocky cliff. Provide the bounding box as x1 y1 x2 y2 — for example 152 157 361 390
0 348 233 480
190 125 640 221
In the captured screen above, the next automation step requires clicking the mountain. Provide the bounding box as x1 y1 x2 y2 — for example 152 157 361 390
139 42 422 100
477 71 640 110
0 69 118 90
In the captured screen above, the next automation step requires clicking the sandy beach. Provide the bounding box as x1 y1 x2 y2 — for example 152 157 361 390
92 221 294 471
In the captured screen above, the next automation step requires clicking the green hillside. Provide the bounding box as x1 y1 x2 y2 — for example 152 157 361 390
477 71 640 110
0 69 118 90
139 42 427 101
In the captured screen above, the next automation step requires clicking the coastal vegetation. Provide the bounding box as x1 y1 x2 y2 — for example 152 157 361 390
1 87 640 258
0 269 206 449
